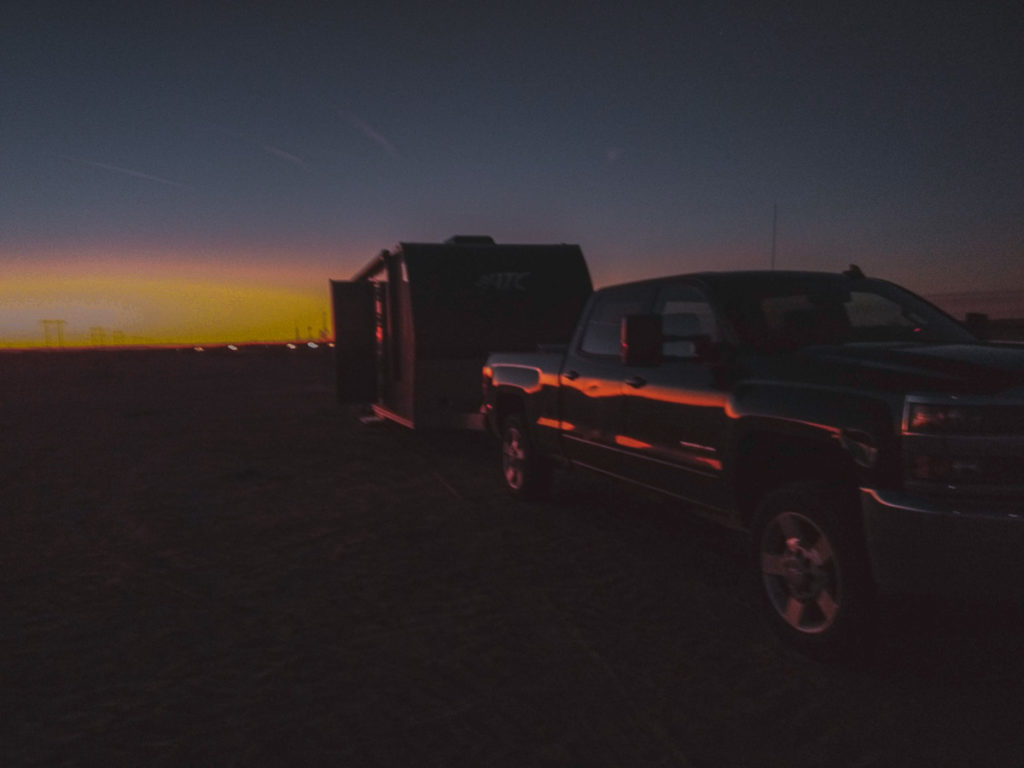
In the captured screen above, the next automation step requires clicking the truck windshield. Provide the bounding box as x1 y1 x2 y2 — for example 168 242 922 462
711 276 975 353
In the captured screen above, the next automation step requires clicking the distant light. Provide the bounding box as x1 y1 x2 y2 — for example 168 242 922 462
307 342 319 349
286 343 297 350
227 344 238 351
194 346 205 352
328 342 335 348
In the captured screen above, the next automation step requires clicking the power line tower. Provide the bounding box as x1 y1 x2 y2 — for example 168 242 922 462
41 319 67 348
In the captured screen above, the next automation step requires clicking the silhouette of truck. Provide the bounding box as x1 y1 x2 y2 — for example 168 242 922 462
482 267 1024 656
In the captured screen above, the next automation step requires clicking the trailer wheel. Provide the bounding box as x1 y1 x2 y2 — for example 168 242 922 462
500 414 550 499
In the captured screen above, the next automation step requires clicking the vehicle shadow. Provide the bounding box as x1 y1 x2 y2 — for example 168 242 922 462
869 595 1024 682
409 426 1024 682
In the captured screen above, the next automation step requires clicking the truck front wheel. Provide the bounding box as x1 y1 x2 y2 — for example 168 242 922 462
500 414 550 499
752 483 875 659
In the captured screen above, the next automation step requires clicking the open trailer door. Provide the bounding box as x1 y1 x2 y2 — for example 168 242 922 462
330 279 377 403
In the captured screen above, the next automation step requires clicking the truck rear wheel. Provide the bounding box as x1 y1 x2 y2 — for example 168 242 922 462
752 483 875 659
500 414 550 499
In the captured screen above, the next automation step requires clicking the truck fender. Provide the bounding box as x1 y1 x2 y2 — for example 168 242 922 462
726 384 898 524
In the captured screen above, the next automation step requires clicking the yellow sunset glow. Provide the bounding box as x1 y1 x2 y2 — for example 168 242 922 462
0 252 347 348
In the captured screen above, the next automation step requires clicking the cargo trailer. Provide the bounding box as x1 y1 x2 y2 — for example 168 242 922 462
331 236 592 429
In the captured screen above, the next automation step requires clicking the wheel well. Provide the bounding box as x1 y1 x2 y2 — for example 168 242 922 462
493 392 526 430
735 432 860 526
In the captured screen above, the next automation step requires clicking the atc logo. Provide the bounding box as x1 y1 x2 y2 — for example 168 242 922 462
475 272 530 291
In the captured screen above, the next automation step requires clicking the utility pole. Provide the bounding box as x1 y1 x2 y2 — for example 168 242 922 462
41 319 66 348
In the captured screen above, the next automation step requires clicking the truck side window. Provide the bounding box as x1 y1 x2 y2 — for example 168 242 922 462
654 283 719 359
579 285 654 357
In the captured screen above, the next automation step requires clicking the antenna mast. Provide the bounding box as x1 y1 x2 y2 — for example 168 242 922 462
771 202 778 271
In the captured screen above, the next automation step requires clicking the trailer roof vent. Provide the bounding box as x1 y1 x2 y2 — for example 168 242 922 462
445 235 495 245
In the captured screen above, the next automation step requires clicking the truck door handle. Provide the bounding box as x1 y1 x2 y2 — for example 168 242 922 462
562 370 580 381
625 376 647 388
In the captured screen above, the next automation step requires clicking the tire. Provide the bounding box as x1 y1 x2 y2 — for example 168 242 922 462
499 414 550 499
752 482 875 659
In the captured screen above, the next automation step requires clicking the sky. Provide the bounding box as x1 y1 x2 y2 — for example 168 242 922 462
3 0 1023 346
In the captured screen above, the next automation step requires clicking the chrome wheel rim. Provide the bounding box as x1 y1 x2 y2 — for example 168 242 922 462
502 426 525 490
760 511 841 634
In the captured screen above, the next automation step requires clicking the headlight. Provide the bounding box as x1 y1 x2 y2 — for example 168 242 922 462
903 397 1024 487
904 403 1024 435
906 404 972 433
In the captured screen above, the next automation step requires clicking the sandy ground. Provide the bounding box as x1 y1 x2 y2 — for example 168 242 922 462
3 348 1024 766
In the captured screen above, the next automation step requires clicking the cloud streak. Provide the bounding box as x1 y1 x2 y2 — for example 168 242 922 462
338 110 400 159
259 143 310 171
201 123 311 171
61 156 192 189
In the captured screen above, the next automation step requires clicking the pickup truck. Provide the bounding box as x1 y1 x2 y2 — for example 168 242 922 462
481 268 1024 656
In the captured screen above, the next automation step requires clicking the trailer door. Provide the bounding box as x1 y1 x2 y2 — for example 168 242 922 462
331 280 377 403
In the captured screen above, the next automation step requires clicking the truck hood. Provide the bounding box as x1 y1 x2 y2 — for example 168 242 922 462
754 343 1024 396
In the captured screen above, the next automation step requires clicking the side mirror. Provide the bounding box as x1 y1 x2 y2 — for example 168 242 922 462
620 314 662 367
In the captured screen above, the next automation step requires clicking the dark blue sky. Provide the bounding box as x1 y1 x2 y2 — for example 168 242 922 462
3 0 1023 336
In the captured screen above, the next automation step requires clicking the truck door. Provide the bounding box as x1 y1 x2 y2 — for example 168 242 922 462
559 283 655 474
615 281 731 511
